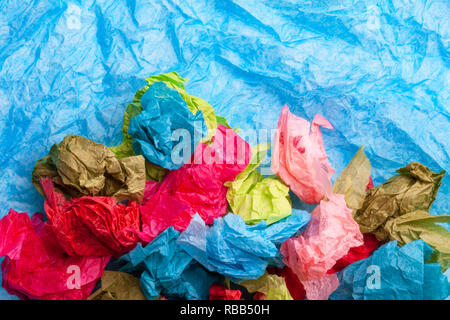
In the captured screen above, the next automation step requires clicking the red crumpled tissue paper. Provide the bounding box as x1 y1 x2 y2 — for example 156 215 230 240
209 283 242 300
366 177 374 190
0 209 109 300
327 233 381 274
42 177 141 257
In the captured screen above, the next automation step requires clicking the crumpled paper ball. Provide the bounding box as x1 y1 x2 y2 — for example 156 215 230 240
128 81 207 170
330 240 450 300
110 71 217 164
42 178 141 258
0 209 109 300
226 143 292 225
177 211 310 281
32 135 146 203
125 227 220 300
354 162 445 241
281 193 363 299
271 105 335 204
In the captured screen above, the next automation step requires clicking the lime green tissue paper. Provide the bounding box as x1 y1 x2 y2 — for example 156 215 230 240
225 144 291 225
241 273 293 300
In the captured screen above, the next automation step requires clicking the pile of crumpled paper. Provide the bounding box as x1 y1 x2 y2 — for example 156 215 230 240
0 72 448 300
